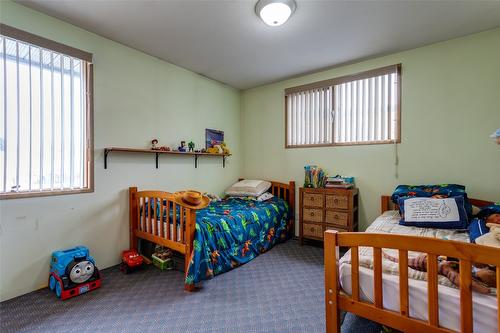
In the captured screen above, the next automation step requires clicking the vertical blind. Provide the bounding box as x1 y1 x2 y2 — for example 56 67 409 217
285 65 400 147
0 35 89 194
286 86 333 146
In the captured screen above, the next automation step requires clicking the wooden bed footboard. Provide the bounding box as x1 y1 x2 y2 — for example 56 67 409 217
324 233 500 333
129 187 196 290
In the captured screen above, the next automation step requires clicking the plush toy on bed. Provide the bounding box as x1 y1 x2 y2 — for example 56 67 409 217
383 252 494 294
472 204 500 247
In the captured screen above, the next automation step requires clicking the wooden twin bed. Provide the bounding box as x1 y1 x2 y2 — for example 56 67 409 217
128 180 295 291
325 196 500 333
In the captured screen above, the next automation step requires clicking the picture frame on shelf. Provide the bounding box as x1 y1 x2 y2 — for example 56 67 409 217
205 129 224 149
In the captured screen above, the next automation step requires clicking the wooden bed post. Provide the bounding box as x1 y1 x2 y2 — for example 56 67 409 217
129 187 138 251
324 230 341 333
381 195 391 214
184 208 196 292
288 181 296 237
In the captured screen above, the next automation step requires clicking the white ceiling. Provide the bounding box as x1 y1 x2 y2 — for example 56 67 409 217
16 0 500 89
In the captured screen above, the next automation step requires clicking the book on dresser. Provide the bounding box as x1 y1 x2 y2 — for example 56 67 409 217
299 187 358 244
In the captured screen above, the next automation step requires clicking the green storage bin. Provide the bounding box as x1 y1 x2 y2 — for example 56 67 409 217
152 254 173 270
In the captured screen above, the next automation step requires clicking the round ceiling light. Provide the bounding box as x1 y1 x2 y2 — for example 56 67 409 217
255 0 296 27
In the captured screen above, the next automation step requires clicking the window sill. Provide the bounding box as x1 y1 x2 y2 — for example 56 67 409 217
285 140 401 148
0 188 94 200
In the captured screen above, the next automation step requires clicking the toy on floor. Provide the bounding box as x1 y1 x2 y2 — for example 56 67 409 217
49 246 101 300
120 249 144 274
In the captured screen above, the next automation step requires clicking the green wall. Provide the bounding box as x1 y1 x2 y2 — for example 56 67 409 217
241 28 500 234
0 1 241 301
1 0 499 301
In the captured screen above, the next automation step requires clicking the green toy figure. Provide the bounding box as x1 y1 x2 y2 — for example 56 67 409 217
188 141 195 152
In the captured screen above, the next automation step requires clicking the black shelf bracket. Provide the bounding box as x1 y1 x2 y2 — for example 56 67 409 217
223 156 227 168
155 153 159 169
194 155 199 168
104 149 109 169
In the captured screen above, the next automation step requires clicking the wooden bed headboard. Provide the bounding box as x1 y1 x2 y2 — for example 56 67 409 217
381 195 495 214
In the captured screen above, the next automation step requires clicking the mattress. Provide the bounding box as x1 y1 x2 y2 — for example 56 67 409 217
338 211 498 333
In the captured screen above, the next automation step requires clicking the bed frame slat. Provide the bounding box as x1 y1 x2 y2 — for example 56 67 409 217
497 266 500 333
427 254 439 326
398 249 409 317
351 246 360 302
373 247 383 308
153 197 157 236
160 199 164 238
180 207 185 243
173 203 177 241
459 259 473 333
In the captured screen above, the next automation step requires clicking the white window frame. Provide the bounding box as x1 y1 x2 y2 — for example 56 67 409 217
285 64 401 148
0 24 94 199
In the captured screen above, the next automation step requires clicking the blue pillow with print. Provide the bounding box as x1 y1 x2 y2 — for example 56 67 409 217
468 218 489 243
391 184 472 217
398 196 468 229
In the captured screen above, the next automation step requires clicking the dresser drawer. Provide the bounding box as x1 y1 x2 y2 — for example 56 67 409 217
303 193 323 208
325 195 349 210
303 223 324 239
325 225 348 233
325 211 349 227
303 208 323 223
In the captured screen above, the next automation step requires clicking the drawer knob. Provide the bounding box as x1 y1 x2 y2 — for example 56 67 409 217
310 212 314 216
334 215 339 219
310 227 315 232
334 199 339 204
310 197 314 201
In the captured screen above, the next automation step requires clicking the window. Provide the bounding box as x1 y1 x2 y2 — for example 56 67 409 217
0 24 93 199
285 64 401 147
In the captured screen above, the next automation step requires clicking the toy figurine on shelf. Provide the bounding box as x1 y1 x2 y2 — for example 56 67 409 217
159 146 171 152
178 141 187 152
188 141 195 152
151 139 159 150
120 249 144 274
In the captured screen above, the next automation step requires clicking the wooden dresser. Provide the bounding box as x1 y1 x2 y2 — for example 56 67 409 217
299 187 358 244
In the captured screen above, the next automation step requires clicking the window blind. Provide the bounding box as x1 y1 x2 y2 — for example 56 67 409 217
285 64 400 147
0 34 90 195
286 87 333 146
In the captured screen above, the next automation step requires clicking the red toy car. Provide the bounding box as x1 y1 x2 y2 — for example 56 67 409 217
120 249 144 274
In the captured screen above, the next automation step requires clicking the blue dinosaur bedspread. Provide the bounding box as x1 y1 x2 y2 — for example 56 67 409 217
185 197 292 285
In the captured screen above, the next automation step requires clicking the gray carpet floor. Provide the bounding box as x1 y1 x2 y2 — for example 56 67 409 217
0 240 382 333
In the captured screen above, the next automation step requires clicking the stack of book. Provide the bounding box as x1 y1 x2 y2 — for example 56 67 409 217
324 176 354 189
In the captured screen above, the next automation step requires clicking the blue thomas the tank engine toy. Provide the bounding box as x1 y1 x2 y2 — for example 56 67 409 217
49 246 101 300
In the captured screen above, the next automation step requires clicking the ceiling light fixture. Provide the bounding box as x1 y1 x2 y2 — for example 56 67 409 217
255 0 296 27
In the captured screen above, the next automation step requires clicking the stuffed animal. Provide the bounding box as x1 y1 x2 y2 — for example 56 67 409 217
213 144 223 154
206 147 219 154
383 252 493 294
220 142 230 154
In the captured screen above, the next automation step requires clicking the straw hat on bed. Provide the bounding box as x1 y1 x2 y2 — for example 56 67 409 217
173 190 210 210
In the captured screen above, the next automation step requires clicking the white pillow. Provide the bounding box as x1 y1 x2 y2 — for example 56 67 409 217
225 179 272 197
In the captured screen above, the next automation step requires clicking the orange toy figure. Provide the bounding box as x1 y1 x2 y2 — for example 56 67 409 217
242 240 252 257
210 250 220 264
267 228 275 242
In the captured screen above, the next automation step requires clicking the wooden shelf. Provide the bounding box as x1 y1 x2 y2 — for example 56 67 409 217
104 147 231 169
